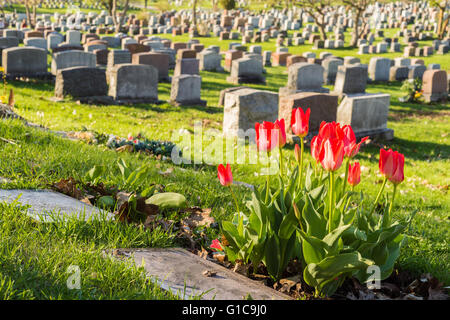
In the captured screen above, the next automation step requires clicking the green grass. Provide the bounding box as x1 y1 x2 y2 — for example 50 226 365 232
0 11 449 298
0 198 182 299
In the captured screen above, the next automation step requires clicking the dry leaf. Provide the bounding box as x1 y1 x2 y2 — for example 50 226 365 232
52 177 84 200
182 207 214 229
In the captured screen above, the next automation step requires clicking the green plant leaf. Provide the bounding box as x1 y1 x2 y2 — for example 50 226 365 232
264 234 281 280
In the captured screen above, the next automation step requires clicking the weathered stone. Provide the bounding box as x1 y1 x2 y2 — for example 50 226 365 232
55 67 107 99
0 189 112 222
173 58 199 77
227 58 265 84
222 88 278 137
322 58 343 85
334 64 368 95
170 74 205 106
51 50 96 75
408 64 426 79
422 69 448 102
337 93 393 139
112 248 290 300
368 57 391 82
2 47 47 76
389 66 409 81
198 50 223 72
132 52 170 82
279 92 338 134
108 64 158 102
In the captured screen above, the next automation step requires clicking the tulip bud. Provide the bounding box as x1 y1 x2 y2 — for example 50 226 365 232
294 144 301 162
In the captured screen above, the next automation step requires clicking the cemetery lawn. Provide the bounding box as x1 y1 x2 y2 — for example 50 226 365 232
0 28 449 297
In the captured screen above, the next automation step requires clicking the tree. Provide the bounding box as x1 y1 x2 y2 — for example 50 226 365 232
219 0 236 11
431 0 449 39
112 0 130 33
342 0 373 47
294 0 332 40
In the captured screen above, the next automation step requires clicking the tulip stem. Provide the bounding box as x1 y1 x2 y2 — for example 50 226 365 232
369 177 388 217
328 171 334 233
343 158 350 195
387 184 398 226
297 138 304 190
265 151 271 203
279 146 284 177
229 185 240 215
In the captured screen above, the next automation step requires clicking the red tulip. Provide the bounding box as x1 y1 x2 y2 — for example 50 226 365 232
342 125 368 158
294 144 301 162
311 135 322 163
379 149 405 184
210 239 224 251
348 162 361 187
218 163 233 186
318 121 345 141
291 107 310 138
275 119 287 148
255 121 279 152
319 138 344 172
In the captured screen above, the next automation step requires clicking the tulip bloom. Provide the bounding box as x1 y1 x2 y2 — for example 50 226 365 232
379 149 405 184
319 138 344 172
318 121 345 141
255 121 279 152
348 162 361 187
342 125 368 158
294 144 301 162
311 135 323 163
217 163 233 186
210 239 224 251
291 107 310 138
218 164 241 214
275 119 287 148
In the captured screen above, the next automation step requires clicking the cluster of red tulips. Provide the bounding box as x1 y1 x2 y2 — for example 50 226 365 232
217 106 405 234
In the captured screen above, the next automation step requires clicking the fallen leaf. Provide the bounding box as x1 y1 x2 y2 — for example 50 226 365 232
182 207 215 229
52 177 84 200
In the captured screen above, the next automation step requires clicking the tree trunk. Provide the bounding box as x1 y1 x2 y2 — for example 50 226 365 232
145 0 148 9
351 11 361 47
192 0 197 27
116 0 129 33
32 4 37 28
25 1 32 28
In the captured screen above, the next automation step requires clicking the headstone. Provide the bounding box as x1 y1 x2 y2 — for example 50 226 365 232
51 50 96 75
198 50 223 72
226 58 265 84
281 62 329 96
337 93 393 139
173 58 199 77
389 66 409 81
422 70 448 102
334 64 368 95
368 57 391 82
108 64 158 102
2 47 47 76
170 75 206 106
222 88 278 137
279 92 339 135
408 64 426 79
132 52 170 82
322 58 344 85
55 67 107 99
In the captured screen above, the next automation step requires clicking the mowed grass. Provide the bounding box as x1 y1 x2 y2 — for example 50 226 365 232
0 18 449 298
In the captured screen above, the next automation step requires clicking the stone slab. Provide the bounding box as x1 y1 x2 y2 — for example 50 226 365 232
115 248 291 300
0 189 113 222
